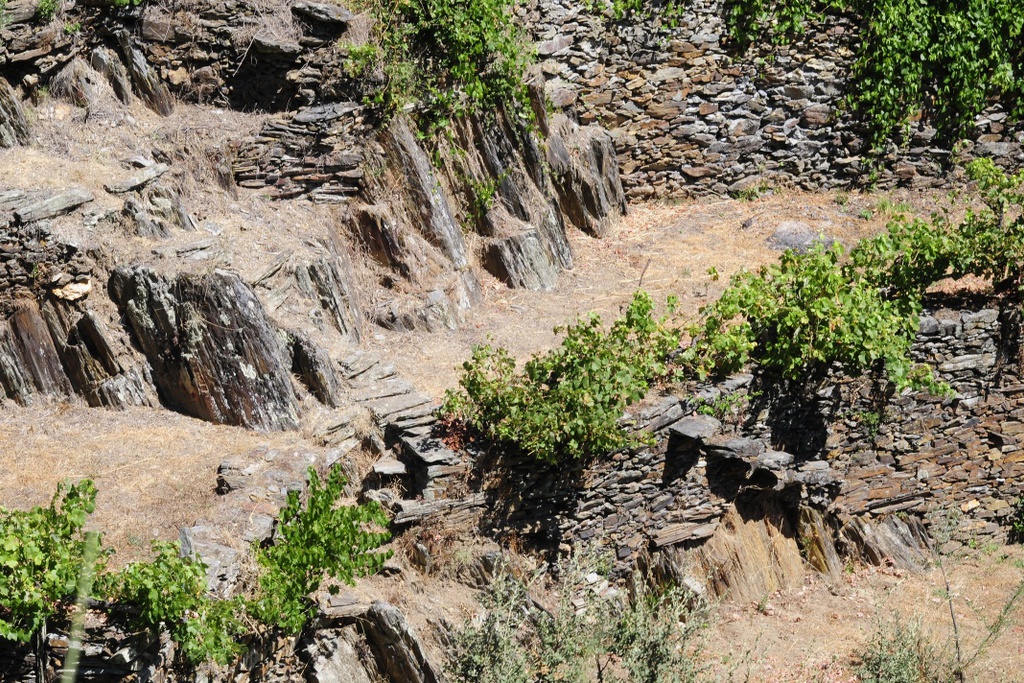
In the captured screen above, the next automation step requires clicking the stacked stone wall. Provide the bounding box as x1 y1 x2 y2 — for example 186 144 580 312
490 298 1024 571
524 0 1024 199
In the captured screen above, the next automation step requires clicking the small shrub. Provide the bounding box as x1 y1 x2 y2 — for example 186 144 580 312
442 291 680 464
346 0 534 130
856 617 946 683
448 553 711 683
1010 497 1024 543
447 570 533 683
0 480 103 641
613 578 710 683
36 0 58 20
106 542 244 665
250 466 392 633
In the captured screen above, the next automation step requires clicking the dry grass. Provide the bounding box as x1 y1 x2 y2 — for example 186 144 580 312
230 0 303 50
0 402 310 565
705 545 1024 682
376 187 955 398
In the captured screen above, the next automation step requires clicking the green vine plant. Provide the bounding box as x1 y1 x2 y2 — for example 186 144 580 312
441 291 681 464
681 158 1024 391
444 159 1024 465
249 465 392 633
0 468 392 666
340 0 535 133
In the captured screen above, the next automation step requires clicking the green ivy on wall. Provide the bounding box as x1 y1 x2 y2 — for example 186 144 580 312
601 0 1024 154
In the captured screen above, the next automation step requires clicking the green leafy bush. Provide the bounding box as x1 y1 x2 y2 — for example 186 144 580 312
0 480 102 641
681 158 1024 390
2 469 393 664
442 291 680 464
107 542 244 665
250 466 392 633
344 0 533 129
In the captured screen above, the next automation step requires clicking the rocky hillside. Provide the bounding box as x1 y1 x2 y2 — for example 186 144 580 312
1 0 1024 681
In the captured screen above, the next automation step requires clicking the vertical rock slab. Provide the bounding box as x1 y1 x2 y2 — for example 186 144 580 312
116 31 175 116
0 300 74 404
381 117 467 270
90 47 133 105
110 266 298 430
689 497 805 603
362 602 441 683
254 248 363 342
485 231 559 290
305 627 375 683
548 115 627 238
471 114 574 272
286 330 342 407
40 300 157 408
300 254 363 342
0 78 30 148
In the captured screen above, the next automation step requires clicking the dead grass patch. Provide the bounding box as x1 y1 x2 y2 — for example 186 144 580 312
0 402 309 566
376 187 956 399
705 545 1024 682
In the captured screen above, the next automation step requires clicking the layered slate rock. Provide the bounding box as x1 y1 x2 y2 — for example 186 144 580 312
485 230 560 290
253 248 363 342
116 30 174 116
110 266 299 430
530 0 1023 195
12 187 94 224
363 602 441 683
90 47 133 105
548 114 628 238
0 300 74 404
286 330 343 407
40 300 156 408
0 77 30 148
382 117 468 269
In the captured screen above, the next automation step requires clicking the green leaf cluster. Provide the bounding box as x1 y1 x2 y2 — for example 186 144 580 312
1 468 392 665
682 159 1024 390
35 0 57 20
441 291 681 464
250 466 392 633
343 0 534 131
105 542 245 665
850 0 1024 153
0 480 102 641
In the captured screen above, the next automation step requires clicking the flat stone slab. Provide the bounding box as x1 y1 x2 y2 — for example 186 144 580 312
339 351 381 379
292 2 354 25
365 392 430 419
652 521 719 547
352 378 414 402
373 457 407 476
668 415 721 442
14 187 93 223
104 163 168 193
400 433 460 466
